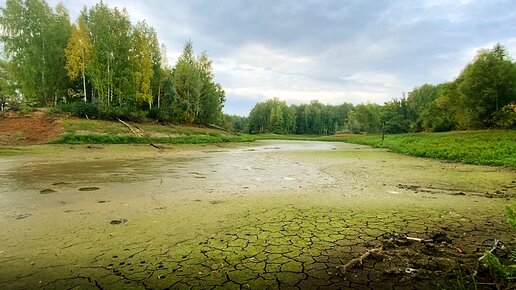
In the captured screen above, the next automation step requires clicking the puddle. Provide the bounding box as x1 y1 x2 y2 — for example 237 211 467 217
78 187 100 192
40 189 56 194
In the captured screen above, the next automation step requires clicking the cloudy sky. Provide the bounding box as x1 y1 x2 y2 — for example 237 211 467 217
46 0 516 115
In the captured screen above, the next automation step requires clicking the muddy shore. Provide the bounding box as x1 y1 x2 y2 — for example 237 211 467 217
0 141 515 289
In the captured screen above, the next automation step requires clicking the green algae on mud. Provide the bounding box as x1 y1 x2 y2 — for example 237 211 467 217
0 141 515 289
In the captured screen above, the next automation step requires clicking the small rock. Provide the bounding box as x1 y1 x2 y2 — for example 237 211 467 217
51 182 69 186
451 192 466 196
40 189 56 194
15 213 32 220
79 187 100 192
109 219 128 225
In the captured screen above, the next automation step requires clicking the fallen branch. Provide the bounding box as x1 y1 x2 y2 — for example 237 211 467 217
338 247 382 274
472 239 505 279
117 118 142 137
149 143 166 150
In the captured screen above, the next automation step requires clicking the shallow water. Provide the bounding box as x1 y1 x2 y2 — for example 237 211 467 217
0 140 514 289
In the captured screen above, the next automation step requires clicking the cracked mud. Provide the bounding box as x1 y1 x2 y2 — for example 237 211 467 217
0 141 515 289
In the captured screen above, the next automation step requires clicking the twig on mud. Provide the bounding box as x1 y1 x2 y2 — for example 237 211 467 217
472 239 505 281
337 247 382 274
478 239 504 262
149 143 166 149
406 237 433 243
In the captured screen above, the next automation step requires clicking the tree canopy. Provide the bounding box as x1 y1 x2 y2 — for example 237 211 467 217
246 44 516 134
0 0 225 125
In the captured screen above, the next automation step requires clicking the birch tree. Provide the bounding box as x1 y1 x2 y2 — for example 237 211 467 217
65 16 91 101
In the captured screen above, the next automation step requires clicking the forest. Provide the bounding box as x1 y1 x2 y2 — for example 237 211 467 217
0 0 225 125
1 0 515 135
247 44 516 135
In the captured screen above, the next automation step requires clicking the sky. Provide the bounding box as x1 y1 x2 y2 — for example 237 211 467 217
43 0 516 116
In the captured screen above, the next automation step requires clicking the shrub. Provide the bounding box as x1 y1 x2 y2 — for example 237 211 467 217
483 203 516 283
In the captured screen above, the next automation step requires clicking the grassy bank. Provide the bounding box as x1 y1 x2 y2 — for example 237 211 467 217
53 133 255 144
53 118 255 144
257 130 516 168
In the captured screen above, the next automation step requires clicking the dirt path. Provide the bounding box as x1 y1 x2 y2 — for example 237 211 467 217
0 141 515 289
0 110 64 144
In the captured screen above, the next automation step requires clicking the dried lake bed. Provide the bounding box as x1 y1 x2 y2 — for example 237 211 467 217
0 140 515 289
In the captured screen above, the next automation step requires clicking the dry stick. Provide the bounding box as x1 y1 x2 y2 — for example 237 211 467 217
471 239 504 287
149 143 166 150
116 118 142 137
338 247 383 274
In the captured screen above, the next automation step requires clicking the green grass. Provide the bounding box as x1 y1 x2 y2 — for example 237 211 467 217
0 146 30 156
256 130 516 168
52 133 256 145
55 118 252 145
62 118 236 137
62 119 130 135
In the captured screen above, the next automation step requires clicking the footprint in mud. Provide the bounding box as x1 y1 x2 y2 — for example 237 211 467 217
109 219 128 225
188 172 204 176
40 189 56 194
78 187 100 192
14 213 32 220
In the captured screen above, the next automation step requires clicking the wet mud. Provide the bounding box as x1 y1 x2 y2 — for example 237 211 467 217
0 141 515 289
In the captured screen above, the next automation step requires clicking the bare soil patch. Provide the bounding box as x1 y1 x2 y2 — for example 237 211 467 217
0 110 64 144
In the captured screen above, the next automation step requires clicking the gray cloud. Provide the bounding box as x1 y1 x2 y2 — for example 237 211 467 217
45 0 516 115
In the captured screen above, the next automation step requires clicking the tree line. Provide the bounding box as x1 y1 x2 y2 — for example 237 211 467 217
0 0 225 124
247 44 516 134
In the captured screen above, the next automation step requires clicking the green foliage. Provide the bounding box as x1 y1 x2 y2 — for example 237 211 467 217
336 130 516 168
223 114 248 132
172 41 201 123
250 44 516 135
494 103 516 129
0 0 72 106
86 3 133 106
507 204 516 228
169 42 225 125
483 252 515 279
249 99 352 135
197 52 225 125
407 84 442 131
65 16 91 101
130 21 157 107
457 44 516 128
347 103 381 134
381 98 411 134
0 60 17 111
482 203 516 284
248 98 297 134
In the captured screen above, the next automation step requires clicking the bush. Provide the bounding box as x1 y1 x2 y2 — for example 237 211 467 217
494 103 516 129
51 101 99 118
92 103 145 123
146 107 174 123
73 102 99 118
